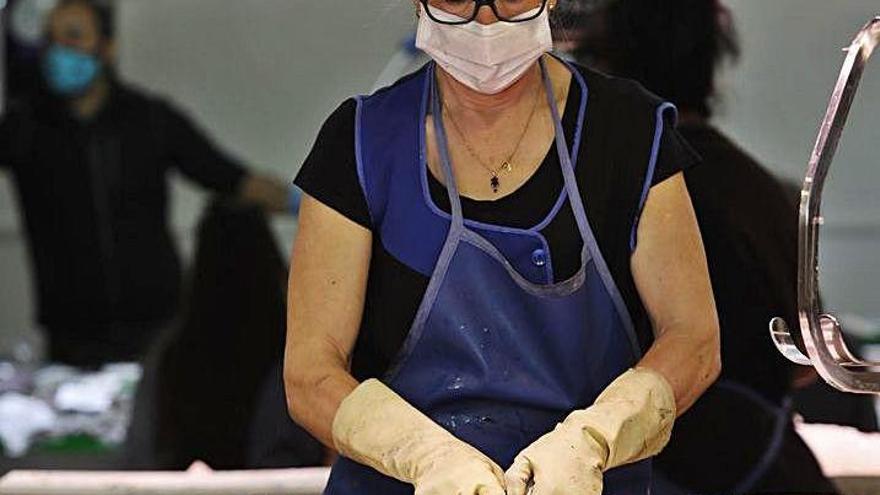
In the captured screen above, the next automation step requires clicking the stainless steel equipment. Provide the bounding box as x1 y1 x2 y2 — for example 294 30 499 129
770 16 880 395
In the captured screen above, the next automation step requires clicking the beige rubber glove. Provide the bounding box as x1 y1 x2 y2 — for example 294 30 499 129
332 379 507 495
505 368 677 495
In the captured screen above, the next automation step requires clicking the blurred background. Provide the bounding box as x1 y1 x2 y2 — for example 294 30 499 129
0 0 878 492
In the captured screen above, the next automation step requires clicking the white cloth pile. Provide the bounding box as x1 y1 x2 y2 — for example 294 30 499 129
0 362 142 458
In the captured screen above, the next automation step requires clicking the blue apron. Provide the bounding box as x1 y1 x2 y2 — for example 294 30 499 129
325 59 654 494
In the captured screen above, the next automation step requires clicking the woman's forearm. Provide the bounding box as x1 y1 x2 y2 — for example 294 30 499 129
638 319 721 415
284 360 358 448
630 174 722 416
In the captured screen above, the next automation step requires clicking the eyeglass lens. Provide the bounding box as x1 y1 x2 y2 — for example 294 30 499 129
425 0 546 23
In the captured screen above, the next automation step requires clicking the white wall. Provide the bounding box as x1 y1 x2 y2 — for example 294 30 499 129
1 1 879 355
114 0 415 237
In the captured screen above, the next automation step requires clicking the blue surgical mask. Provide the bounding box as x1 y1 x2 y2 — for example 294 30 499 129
43 45 103 96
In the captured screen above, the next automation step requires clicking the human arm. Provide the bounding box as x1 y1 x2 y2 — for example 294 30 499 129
237 174 297 214
506 173 720 494
283 194 367 446
632 172 721 413
284 197 506 494
161 103 292 213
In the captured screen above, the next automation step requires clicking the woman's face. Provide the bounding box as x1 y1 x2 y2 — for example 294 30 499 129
417 0 552 25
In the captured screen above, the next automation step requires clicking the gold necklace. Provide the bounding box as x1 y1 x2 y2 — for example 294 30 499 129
442 85 542 194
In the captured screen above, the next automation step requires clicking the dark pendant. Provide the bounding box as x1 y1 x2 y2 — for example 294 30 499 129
490 176 500 193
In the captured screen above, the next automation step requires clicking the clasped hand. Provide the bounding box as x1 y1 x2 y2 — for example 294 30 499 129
430 424 606 495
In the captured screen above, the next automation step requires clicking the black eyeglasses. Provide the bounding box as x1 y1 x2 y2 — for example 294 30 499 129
420 0 549 25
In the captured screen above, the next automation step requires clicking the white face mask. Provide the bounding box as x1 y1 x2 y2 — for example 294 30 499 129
415 5 554 95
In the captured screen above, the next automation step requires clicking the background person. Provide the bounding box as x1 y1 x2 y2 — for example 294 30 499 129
0 0 295 366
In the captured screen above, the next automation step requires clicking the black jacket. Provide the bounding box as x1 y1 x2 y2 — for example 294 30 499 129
0 82 246 343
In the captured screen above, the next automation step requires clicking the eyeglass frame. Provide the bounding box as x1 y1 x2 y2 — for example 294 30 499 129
419 0 550 25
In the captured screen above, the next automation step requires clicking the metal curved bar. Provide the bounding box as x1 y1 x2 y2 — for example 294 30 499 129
787 16 880 394
819 314 880 367
770 318 813 366
769 315 880 369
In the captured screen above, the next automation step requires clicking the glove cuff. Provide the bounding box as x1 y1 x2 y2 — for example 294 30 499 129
331 379 463 483
564 367 676 470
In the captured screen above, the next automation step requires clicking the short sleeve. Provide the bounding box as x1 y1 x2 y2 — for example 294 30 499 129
294 99 372 230
652 118 702 186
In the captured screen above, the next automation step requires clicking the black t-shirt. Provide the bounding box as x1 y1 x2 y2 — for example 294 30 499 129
296 64 700 380
0 82 246 361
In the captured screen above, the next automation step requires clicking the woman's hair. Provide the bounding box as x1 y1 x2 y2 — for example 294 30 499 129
53 0 116 39
572 0 740 118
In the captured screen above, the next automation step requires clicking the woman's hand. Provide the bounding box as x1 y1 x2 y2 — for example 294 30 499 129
334 380 507 495
505 423 605 495
414 448 508 495
504 369 676 495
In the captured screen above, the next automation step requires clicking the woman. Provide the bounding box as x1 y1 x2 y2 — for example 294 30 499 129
285 1 721 494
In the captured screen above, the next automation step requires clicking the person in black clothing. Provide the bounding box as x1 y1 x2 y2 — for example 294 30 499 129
286 2 722 494
569 0 837 493
0 0 293 366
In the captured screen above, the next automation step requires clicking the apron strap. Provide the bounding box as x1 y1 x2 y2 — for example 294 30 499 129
430 66 465 230
540 58 592 243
